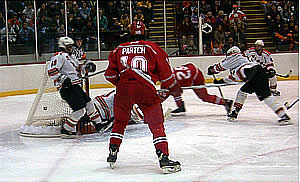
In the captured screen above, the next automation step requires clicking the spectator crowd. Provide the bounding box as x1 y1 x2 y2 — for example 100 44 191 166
263 1 298 51
0 0 153 55
0 0 298 57
175 0 248 55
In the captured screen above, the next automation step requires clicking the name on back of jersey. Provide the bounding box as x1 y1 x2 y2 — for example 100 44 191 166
122 46 146 55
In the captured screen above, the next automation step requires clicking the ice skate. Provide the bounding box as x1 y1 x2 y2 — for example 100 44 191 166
107 144 118 169
224 99 233 114
156 149 181 174
60 127 76 139
170 104 186 116
271 89 281 96
278 114 292 126
227 110 238 122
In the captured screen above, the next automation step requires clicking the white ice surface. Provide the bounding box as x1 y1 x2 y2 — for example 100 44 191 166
0 81 298 182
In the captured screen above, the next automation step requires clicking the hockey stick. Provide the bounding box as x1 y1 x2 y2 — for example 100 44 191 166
212 75 224 98
83 69 106 79
159 82 243 92
276 70 292 78
284 98 299 110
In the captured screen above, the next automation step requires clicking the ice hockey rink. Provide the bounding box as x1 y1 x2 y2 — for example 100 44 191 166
0 80 298 182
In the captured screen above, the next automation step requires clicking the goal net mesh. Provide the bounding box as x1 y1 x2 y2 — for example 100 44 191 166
19 62 73 137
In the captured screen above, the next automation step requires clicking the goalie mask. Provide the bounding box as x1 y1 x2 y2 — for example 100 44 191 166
58 36 74 52
226 46 241 56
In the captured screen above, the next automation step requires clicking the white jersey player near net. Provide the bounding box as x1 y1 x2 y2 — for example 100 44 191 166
208 46 292 126
244 40 280 96
89 90 144 131
47 36 109 138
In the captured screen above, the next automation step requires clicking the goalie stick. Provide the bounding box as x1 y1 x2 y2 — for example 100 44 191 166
276 70 292 78
159 82 243 92
83 69 106 79
284 98 299 110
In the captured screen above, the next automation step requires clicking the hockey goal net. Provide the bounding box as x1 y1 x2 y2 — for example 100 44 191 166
19 62 88 138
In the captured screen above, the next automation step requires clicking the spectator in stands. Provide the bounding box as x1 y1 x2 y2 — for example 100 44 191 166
120 13 130 31
110 19 121 31
28 13 35 29
130 17 146 41
95 9 108 31
266 4 278 24
38 15 48 33
222 15 231 36
54 13 64 29
272 14 283 34
204 11 216 27
19 13 28 25
231 25 245 49
10 19 20 34
289 15 297 31
19 22 34 44
214 24 225 45
177 17 194 50
137 1 153 27
0 21 17 43
0 11 5 29
135 9 145 22
8 13 20 27
23 3 34 20
47 2 57 21
57 24 66 38
229 4 246 22
37 3 47 20
224 35 236 51
82 21 97 50
230 14 245 33
212 1 222 17
183 1 192 8
105 1 120 29
212 41 223 54
216 10 225 25
47 23 57 52
70 2 80 18
280 3 290 23
79 2 91 20
199 0 209 15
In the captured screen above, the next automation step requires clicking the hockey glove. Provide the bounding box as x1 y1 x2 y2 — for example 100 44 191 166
59 75 72 88
207 65 216 75
168 80 183 97
265 67 276 78
213 78 225 84
86 62 96 73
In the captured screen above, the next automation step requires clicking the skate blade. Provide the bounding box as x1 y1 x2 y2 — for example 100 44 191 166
162 165 181 174
170 112 186 116
109 162 115 169
227 117 237 122
60 134 76 139
278 120 293 126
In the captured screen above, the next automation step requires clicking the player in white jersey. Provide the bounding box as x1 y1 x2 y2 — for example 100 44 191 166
47 36 107 138
91 90 144 133
244 40 280 96
208 46 291 126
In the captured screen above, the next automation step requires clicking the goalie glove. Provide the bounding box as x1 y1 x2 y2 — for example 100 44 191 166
207 65 217 75
85 61 96 73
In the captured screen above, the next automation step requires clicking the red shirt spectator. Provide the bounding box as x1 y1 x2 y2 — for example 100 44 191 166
229 4 246 21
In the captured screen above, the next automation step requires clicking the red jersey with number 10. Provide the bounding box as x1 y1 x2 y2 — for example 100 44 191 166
104 41 175 92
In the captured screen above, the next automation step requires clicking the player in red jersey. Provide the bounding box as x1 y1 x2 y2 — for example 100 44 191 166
104 40 181 174
160 63 233 116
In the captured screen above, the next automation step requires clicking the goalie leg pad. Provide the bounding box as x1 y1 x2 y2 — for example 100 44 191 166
63 108 85 131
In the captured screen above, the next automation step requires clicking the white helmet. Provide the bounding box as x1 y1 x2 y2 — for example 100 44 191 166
255 40 264 47
227 46 241 55
58 36 74 49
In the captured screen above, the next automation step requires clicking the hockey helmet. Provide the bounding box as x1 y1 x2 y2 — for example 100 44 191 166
255 40 264 47
227 46 241 56
58 36 74 49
